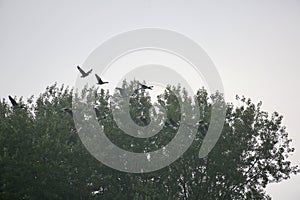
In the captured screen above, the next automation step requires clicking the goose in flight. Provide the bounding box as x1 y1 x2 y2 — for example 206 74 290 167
139 83 153 90
77 66 93 78
8 95 19 108
95 74 109 85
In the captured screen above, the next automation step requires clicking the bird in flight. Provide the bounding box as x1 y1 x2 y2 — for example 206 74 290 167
77 66 93 78
95 74 109 85
138 83 153 90
8 95 19 108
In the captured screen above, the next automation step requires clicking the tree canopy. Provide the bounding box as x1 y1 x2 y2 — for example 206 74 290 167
0 82 298 199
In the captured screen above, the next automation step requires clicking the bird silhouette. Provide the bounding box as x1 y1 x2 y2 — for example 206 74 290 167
115 87 127 97
77 66 93 78
138 83 153 90
8 95 19 108
95 74 109 85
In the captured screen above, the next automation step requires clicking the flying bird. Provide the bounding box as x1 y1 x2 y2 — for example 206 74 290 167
8 95 19 108
95 74 109 85
138 83 153 90
77 66 93 78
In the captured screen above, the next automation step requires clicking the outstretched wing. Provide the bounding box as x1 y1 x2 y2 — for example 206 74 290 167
8 95 18 107
86 69 93 75
77 66 86 75
95 74 102 83
139 83 153 89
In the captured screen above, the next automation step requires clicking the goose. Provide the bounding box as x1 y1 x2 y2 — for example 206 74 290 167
95 74 109 85
8 95 18 107
138 83 153 90
77 66 93 78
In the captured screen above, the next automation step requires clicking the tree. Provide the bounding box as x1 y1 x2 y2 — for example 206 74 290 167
0 82 298 199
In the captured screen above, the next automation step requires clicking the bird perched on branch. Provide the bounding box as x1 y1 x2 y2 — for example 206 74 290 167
95 74 109 85
77 66 93 78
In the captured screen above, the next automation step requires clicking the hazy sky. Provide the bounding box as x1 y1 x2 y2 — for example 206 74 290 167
1 0 300 199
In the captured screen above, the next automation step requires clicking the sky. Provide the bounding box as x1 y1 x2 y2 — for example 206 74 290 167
1 0 300 199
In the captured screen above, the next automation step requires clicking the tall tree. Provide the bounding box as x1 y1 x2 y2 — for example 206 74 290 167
0 82 298 199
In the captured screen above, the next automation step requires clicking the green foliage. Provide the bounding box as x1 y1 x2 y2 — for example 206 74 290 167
0 83 298 199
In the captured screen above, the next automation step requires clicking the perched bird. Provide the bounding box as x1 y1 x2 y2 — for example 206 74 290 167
60 107 73 116
8 95 19 108
77 66 93 78
95 74 109 85
138 83 153 90
115 87 127 97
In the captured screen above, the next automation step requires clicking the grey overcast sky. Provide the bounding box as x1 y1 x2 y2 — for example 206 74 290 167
1 0 299 199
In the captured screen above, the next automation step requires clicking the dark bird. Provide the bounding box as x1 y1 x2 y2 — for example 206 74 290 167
95 74 109 85
60 107 73 116
77 66 93 78
139 83 153 90
8 95 19 107
115 87 127 97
